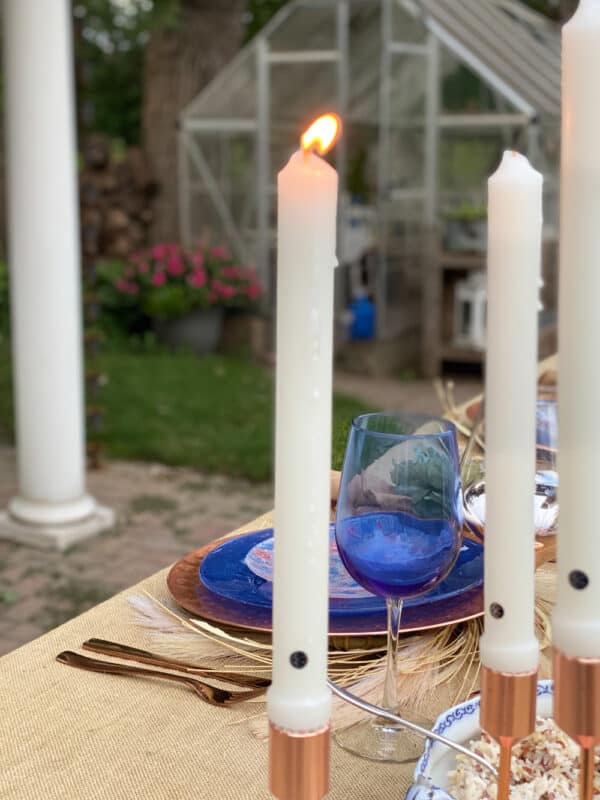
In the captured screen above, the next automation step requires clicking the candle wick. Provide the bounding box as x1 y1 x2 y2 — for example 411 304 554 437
303 146 312 163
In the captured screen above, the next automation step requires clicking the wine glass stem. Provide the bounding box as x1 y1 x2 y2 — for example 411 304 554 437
382 597 404 712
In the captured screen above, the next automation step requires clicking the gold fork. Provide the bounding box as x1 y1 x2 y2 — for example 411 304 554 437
82 638 270 688
56 649 268 707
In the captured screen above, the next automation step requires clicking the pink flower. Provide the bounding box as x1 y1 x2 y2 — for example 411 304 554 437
187 269 207 289
221 266 242 279
130 251 142 264
114 278 129 293
166 255 184 276
192 252 204 269
152 272 166 287
211 278 236 299
138 261 150 274
114 278 139 295
152 244 168 260
208 291 218 304
245 282 262 300
210 245 230 261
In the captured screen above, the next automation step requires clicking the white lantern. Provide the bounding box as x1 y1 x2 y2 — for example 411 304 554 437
453 271 487 350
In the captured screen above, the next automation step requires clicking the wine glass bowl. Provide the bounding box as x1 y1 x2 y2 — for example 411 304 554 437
334 413 463 763
336 511 461 600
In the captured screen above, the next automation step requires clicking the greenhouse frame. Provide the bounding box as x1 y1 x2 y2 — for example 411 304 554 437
178 0 560 346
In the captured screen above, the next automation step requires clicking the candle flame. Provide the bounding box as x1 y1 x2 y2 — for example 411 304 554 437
301 113 341 156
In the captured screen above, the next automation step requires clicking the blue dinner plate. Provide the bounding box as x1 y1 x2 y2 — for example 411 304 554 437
200 525 483 618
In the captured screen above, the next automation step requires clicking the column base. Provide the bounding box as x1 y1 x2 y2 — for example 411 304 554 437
9 494 97 526
0 504 115 550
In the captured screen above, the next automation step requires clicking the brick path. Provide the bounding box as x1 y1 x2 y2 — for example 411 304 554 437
333 371 481 414
0 447 273 656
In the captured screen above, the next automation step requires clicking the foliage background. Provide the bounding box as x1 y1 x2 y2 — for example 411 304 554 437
74 0 288 145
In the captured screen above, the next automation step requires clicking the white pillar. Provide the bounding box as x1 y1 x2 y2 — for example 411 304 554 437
0 0 114 550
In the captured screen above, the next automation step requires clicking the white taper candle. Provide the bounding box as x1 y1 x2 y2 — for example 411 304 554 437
479 151 542 674
553 0 600 659
267 141 338 732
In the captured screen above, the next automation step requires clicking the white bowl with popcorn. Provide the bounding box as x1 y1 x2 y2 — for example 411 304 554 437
405 680 571 799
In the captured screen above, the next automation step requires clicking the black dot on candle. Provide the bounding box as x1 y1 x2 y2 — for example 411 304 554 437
290 651 308 669
490 602 504 619
569 570 589 590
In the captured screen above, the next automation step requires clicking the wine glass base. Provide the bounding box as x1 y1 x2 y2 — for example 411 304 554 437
334 717 426 764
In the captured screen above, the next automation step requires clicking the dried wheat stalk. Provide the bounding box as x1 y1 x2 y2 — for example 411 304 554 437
128 564 554 739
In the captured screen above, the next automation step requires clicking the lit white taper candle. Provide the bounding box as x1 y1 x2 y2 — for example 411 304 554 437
268 115 340 734
553 0 600 659
479 151 542 674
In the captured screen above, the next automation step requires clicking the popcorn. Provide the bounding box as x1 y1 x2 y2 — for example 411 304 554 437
450 717 600 799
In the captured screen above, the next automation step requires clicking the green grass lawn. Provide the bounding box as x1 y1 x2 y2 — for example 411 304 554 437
0 344 371 482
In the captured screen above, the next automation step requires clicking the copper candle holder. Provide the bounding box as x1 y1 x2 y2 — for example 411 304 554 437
480 667 537 800
554 649 600 800
269 722 330 800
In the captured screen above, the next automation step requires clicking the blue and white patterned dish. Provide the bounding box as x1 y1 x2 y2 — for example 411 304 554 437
200 525 483 614
196 526 484 635
405 680 554 799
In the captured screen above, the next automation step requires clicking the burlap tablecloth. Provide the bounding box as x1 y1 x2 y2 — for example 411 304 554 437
0 511 468 800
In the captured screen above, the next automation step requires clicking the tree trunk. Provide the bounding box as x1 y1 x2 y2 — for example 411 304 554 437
559 0 578 21
142 0 246 244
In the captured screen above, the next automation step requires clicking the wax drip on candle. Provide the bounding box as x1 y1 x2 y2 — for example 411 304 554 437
310 309 320 360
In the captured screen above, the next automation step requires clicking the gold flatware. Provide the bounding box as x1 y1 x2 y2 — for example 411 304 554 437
82 638 270 689
56 650 267 706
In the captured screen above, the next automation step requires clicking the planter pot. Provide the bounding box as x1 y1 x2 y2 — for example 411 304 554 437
444 218 487 252
155 308 224 355
219 309 267 358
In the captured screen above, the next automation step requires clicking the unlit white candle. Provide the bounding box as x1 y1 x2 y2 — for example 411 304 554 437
267 149 338 732
479 151 542 674
553 0 600 659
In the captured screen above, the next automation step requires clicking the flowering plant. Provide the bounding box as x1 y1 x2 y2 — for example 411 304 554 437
110 243 263 321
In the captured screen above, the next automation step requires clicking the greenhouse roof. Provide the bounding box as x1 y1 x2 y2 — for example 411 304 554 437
181 0 561 126
417 0 560 115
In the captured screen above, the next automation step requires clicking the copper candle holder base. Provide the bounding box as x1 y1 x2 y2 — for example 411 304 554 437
480 667 538 800
554 649 600 800
269 722 330 800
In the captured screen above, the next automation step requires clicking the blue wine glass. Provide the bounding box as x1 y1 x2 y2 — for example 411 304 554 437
334 413 463 763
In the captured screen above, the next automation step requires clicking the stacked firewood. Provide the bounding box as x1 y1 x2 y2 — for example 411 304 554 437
79 134 155 468
80 133 155 261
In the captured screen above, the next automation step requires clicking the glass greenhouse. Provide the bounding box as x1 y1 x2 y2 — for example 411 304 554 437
178 0 560 362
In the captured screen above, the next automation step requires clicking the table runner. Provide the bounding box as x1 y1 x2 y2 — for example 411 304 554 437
0 510 474 800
